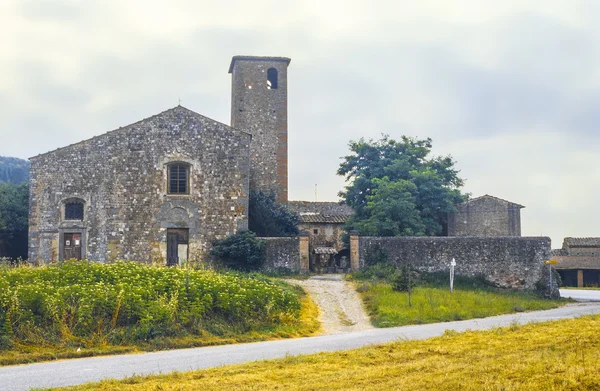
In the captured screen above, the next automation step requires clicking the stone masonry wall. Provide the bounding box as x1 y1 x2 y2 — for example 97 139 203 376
230 56 290 203
260 237 301 271
359 236 551 290
448 196 522 236
29 106 251 264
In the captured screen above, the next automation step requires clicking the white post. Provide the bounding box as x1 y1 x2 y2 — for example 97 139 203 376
450 258 456 293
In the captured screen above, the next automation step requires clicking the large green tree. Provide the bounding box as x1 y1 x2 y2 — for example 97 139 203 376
338 135 466 236
0 182 29 258
248 190 299 237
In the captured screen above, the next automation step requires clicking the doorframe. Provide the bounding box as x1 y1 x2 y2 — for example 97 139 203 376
166 228 189 266
58 228 86 261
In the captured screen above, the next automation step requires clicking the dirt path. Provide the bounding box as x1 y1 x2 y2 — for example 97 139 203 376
287 275 373 334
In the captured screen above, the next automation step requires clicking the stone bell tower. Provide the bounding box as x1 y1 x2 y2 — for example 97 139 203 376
229 55 290 204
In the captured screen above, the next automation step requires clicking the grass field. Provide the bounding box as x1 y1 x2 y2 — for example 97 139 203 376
359 283 565 327
50 314 600 390
349 266 567 327
0 261 320 365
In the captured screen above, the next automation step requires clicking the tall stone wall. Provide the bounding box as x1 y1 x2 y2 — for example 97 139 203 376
359 236 551 290
261 237 302 271
29 106 251 264
448 196 523 237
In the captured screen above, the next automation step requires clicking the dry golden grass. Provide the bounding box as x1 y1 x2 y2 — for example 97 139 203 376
53 314 600 391
0 293 320 366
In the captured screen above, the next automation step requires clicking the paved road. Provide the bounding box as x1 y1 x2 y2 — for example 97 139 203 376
2 303 600 391
560 289 600 302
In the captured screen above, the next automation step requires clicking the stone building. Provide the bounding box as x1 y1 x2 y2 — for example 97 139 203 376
447 195 524 237
553 238 600 287
29 56 291 264
287 201 353 272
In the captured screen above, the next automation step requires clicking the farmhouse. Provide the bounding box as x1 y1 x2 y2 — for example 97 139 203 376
28 56 291 264
553 237 600 287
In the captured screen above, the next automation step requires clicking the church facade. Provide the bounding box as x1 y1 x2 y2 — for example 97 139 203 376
28 56 291 264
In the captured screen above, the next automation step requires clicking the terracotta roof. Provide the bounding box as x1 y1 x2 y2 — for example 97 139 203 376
552 256 600 270
288 201 353 224
298 214 350 223
551 249 567 257
314 247 338 255
462 194 525 209
563 237 600 248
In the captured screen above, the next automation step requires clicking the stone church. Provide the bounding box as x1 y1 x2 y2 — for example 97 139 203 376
28 56 290 264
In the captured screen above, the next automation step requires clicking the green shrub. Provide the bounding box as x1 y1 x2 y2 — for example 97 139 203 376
211 231 265 270
0 260 301 347
249 191 299 237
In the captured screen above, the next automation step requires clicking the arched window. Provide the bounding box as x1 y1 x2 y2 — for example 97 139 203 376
168 163 190 194
267 68 278 89
65 201 84 220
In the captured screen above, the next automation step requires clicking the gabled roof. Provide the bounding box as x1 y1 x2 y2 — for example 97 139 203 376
563 237 600 248
30 106 250 160
461 194 525 209
288 201 354 224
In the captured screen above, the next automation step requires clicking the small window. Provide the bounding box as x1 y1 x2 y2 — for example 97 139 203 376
313 229 319 235
168 164 190 194
267 68 278 89
65 202 84 220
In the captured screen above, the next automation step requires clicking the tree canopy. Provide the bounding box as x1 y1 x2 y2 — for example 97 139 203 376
0 182 29 258
337 135 466 237
248 191 299 237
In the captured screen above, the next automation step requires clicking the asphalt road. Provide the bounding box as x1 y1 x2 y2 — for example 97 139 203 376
560 289 600 302
2 303 600 391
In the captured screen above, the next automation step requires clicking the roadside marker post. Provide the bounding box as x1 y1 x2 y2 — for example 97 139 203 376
450 258 456 293
544 260 558 294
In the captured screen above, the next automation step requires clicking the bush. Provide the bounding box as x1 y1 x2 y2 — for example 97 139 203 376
0 260 301 347
211 231 265 270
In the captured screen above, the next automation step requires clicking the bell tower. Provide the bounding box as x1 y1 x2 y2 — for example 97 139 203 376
229 55 291 203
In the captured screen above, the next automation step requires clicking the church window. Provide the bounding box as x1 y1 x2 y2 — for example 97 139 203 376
267 68 278 89
65 201 84 220
168 163 190 194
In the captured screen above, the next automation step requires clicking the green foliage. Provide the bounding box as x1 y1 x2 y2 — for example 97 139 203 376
360 284 565 328
249 191 299 237
0 182 29 259
391 264 412 293
211 231 266 270
0 261 301 348
338 135 467 236
0 156 29 184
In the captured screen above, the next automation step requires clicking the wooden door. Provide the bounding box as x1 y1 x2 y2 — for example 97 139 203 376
167 229 189 266
63 233 82 260
167 231 179 266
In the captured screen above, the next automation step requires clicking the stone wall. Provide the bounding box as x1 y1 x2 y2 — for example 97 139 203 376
260 237 302 271
230 56 290 203
359 236 551 290
29 106 251 264
448 195 523 237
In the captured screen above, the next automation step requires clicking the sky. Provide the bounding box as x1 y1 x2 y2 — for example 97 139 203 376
2 0 600 247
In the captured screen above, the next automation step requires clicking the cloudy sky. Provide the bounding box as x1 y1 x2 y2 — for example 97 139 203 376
2 0 599 246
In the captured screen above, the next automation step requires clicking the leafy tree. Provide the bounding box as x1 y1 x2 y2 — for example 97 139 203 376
211 230 265 270
0 182 29 258
338 135 466 237
249 191 299 237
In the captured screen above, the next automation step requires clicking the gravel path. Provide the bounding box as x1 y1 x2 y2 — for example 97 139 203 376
286 274 373 334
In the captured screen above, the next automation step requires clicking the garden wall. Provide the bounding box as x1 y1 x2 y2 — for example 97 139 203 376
260 236 308 272
358 236 552 290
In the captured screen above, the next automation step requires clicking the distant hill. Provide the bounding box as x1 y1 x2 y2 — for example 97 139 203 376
0 156 30 184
